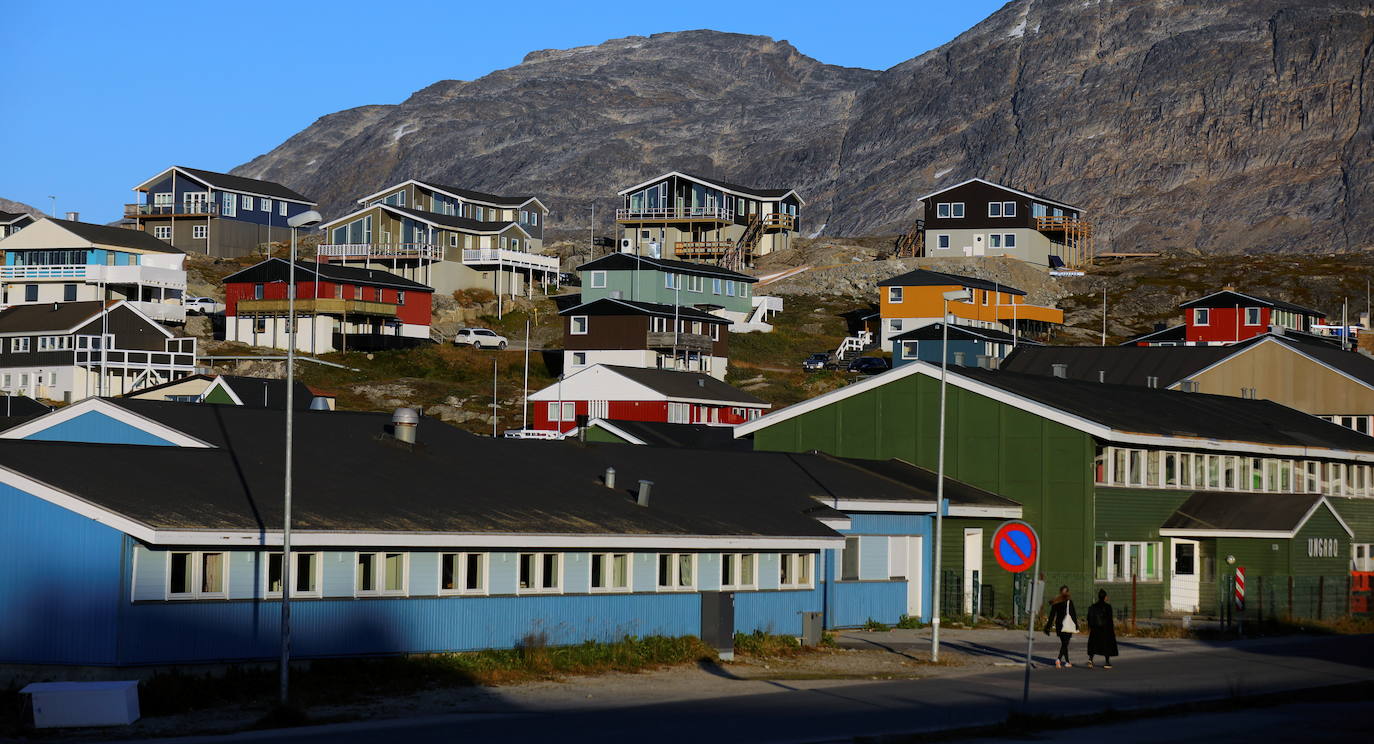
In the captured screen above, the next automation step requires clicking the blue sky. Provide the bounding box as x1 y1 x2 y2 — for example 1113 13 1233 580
1 0 1008 223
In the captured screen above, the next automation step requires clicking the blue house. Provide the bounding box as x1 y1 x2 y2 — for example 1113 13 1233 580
0 399 859 669
128 166 317 258
890 322 1039 368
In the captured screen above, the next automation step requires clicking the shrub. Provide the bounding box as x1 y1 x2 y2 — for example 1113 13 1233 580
733 630 802 657
863 618 891 632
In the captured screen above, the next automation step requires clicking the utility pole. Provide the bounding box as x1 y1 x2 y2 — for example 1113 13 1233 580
1101 287 1107 346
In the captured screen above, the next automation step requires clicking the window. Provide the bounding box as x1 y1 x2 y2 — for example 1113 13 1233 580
650 316 668 333
440 552 487 594
10 337 29 353
532 212 538 226
356 552 406 595
656 553 695 590
665 273 679 290
571 352 587 367
778 553 814 589
589 271 607 288
520 210 529 224
988 202 1002 217
1002 201 1016 217
937 234 950 249
63 284 77 302
279 201 288 216
1094 541 1162 581
154 226 172 240
1003 233 1016 248
887 287 903 303
167 551 228 599
570 315 588 335
254 284 265 300
241 195 252 210
518 552 562 593
712 278 722 295
1194 308 1210 325
937 203 950 218
725 281 736 297
888 319 902 333
902 340 920 360
687 275 704 293
1245 307 1262 326
153 192 173 206
265 552 321 597
397 291 405 306
951 203 965 218
475 206 484 221
547 401 576 422
191 224 207 239
220 193 236 217
841 537 860 580
1355 544 1374 572
590 553 630 592
710 324 719 341
38 336 73 351
261 198 272 212
990 234 1001 248
720 553 757 589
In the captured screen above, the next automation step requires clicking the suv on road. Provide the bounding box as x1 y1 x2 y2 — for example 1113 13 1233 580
453 328 509 349
847 356 891 375
185 297 221 314
802 353 836 371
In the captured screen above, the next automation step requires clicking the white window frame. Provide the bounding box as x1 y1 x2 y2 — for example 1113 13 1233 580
571 351 587 367
166 550 229 600
263 551 323 598
937 234 950 249
1004 233 1016 248
10 338 29 353
279 201 288 217
240 195 252 211
517 552 563 594
902 340 920 360
1094 541 1163 582
987 202 1002 218
1245 307 1262 326
656 552 697 591
1002 201 1016 217
665 273 679 290
888 318 902 333
221 193 236 217
570 315 589 335
720 552 758 590
951 202 965 218
589 271 607 288
936 203 951 218
712 278 722 295
192 224 207 239
439 552 488 595
840 536 861 581
532 212 539 226
778 552 814 589
152 192 174 206
725 281 736 297
589 552 632 593
153 226 172 240
1194 308 1210 326
261 198 272 212
355 551 408 597
887 287 903 303
1354 543 1374 572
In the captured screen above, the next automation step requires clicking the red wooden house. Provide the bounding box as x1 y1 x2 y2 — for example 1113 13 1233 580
224 258 433 353
526 364 769 433
1128 289 1326 346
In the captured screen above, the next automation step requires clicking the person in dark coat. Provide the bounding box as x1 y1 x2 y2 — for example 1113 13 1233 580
1086 588 1119 668
1043 585 1078 668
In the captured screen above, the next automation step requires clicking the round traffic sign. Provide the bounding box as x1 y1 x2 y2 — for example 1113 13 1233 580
992 521 1038 573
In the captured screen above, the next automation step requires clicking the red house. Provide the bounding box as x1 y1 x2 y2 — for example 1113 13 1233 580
1129 290 1326 346
526 364 769 433
224 258 433 353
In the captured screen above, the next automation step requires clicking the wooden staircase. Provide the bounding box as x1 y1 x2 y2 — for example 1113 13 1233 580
895 219 925 257
720 214 764 272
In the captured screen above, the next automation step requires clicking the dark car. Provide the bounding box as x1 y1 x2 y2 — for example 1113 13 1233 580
558 272 581 287
847 356 891 375
802 353 836 371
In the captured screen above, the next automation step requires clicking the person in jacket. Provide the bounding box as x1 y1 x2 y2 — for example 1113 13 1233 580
1044 585 1078 668
1086 588 1119 669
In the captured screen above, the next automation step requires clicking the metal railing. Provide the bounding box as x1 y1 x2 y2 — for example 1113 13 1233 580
616 206 735 222
0 264 87 279
74 348 197 369
317 243 445 261
125 203 220 217
461 248 559 271
0 264 187 290
646 331 714 352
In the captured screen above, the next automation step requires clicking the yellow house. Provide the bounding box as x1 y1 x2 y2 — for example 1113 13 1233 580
876 268 1063 344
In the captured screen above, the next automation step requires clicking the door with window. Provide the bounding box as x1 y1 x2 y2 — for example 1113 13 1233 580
1169 538 1200 612
963 529 983 615
904 536 925 619
183 191 208 214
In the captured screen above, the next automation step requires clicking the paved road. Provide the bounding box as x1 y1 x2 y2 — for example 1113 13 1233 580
128 633 1374 744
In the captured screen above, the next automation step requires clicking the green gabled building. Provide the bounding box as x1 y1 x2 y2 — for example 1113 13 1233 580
736 363 1374 620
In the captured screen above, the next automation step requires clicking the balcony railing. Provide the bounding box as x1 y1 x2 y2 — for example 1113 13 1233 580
74 348 196 370
0 263 187 289
616 206 735 222
125 203 220 217
236 298 398 317
763 213 796 230
646 331 714 353
675 241 733 257
0 264 87 279
128 301 186 324
1034 215 1093 233
461 248 559 272
317 243 445 261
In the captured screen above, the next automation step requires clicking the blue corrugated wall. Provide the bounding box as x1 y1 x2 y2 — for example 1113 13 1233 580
21 411 177 446
735 583 822 636
0 483 124 664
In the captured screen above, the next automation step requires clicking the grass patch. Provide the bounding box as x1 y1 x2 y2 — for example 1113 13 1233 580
1125 614 1374 640
863 618 892 632
733 631 804 657
895 614 925 629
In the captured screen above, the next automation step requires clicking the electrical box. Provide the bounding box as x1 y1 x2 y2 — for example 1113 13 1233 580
20 681 140 728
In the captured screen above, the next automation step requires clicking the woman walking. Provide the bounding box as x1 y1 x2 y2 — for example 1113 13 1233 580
1044 585 1078 668
1087 589 1119 669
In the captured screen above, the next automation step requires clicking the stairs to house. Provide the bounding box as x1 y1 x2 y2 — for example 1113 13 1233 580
720 214 764 272
834 330 876 362
894 219 925 257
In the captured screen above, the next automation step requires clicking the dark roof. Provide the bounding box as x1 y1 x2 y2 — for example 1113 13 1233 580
677 172 794 199
419 181 539 208
921 178 1082 211
221 258 432 291
891 323 1034 345
0 211 34 224
382 204 521 233
1120 324 1186 345
1276 334 1374 385
948 366 1374 453
1160 492 1324 533
577 252 756 281
1000 344 1238 386
601 365 768 406
0 396 51 417
0 300 106 334
1179 290 1324 317
49 218 185 254
876 268 1026 295
218 376 321 409
171 167 314 203
559 298 728 322
0 400 840 540
820 455 1020 509
589 420 752 451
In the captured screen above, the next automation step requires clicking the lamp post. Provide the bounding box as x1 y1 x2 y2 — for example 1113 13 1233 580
931 288 970 663
280 209 321 707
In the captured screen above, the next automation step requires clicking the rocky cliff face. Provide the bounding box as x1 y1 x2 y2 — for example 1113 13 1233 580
235 1 1374 254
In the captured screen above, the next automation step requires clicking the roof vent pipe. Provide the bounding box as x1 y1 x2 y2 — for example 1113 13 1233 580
604 467 616 490
65 211 79 222
308 397 331 411
636 480 653 507
391 407 419 444
1052 363 1067 378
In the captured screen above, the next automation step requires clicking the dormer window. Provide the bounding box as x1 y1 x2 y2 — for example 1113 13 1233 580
1245 307 1262 326
1194 308 1210 326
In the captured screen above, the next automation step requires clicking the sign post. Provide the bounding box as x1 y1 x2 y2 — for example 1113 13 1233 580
991 520 1040 707
1234 566 1246 635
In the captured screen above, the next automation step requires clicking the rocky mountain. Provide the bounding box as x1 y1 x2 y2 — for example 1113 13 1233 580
0 198 43 217
235 1 1373 254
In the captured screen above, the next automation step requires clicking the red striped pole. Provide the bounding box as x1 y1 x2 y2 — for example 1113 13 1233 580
1235 566 1246 611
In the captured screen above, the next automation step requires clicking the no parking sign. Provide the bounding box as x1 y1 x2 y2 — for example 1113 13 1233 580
991 521 1038 574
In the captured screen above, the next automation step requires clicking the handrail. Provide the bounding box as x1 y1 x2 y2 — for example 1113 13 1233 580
125 203 220 216
317 243 445 260
616 206 735 222
461 248 559 270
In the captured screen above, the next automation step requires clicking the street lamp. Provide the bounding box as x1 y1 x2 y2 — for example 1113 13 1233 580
280 209 321 707
931 288 970 663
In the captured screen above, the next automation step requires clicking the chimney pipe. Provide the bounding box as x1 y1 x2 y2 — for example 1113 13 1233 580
1052 363 1067 378
604 467 616 490
391 407 419 444
636 480 652 507
65 211 79 222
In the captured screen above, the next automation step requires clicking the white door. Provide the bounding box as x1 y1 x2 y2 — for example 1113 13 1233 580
963 529 983 615
907 536 924 618
1170 538 1200 612
972 235 986 256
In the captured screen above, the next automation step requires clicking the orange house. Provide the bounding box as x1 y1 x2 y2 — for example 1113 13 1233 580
876 268 1063 344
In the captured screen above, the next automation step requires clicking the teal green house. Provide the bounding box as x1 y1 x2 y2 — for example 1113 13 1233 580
737 362 1374 621
577 253 756 317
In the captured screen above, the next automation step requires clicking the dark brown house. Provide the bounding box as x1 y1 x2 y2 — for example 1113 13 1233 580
559 297 731 379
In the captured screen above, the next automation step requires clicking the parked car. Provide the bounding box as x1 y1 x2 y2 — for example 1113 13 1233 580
847 356 891 375
185 296 222 314
558 272 581 287
453 328 509 349
802 352 837 371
